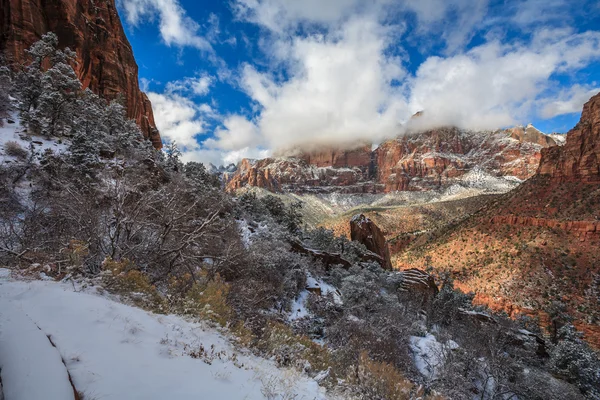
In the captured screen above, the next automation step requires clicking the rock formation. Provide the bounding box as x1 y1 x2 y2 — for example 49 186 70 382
0 0 162 148
225 126 556 193
508 124 556 147
538 92 600 182
298 144 373 173
397 268 439 298
225 154 382 194
376 126 554 192
350 214 392 270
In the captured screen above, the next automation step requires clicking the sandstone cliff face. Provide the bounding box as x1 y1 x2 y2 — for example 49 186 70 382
0 0 162 148
538 92 600 182
376 127 553 192
509 124 556 147
226 149 383 193
226 126 553 194
350 214 392 270
299 145 373 173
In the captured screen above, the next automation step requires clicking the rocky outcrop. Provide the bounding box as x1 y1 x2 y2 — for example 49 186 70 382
350 214 392 270
0 0 162 148
397 268 439 307
289 239 352 270
298 145 373 173
538 92 600 182
509 124 556 147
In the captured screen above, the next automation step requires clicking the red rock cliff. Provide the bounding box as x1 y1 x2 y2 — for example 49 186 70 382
537 92 600 182
225 126 554 194
0 0 162 148
376 126 552 191
300 145 373 171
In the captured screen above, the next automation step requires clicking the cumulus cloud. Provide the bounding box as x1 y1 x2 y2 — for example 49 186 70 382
146 92 207 150
119 0 211 51
138 0 600 166
148 82 269 166
408 30 600 131
203 116 261 150
180 147 271 166
165 75 213 97
236 17 407 151
541 85 600 119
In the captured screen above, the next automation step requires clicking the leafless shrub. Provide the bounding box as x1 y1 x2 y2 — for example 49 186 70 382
3 141 28 159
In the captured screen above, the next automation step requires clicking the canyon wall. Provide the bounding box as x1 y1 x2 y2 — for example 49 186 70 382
0 0 162 148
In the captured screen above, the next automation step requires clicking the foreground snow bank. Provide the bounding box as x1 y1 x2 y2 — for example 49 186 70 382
0 300 74 400
0 269 328 400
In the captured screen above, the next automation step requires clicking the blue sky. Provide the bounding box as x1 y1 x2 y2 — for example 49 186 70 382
116 0 600 165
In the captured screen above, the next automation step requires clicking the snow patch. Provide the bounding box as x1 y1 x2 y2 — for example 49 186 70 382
0 274 329 400
409 334 458 380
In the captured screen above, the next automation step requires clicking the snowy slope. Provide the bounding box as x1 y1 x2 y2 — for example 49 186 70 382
0 269 328 400
0 113 67 164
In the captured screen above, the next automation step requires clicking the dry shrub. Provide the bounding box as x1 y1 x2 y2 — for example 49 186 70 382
257 321 332 375
102 258 166 312
64 239 89 267
347 351 415 400
4 141 28 159
179 273 232 326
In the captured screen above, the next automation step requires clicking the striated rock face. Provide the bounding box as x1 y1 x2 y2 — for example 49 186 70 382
376 127 553 192
225 151 383 194
299 145 373 173
225 126 554 194
397 269 439 306
350 214 392 270
538 92 600 182
0 0 162 148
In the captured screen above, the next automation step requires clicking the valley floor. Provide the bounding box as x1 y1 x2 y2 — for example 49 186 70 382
0 269 328 400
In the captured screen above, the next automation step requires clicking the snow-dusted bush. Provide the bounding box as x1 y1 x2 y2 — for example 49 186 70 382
3 141 28 159
549 325 600 398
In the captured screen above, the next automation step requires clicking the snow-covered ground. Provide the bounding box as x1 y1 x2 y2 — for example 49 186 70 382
409 333 458 381
289 274 342 321
0 269 329 400
0 113 67 164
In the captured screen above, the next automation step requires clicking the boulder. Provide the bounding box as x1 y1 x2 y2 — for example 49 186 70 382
350 214 392 270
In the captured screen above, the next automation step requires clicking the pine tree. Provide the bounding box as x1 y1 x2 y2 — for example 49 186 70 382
14 32 81 137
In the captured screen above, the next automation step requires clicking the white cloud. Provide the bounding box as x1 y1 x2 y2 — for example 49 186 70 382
509 0 573 27
165 75 213 97
402 0 489 53
146 92 206 150
180 147 271 166
407 30 600 131
233 0 368 32
119 0 211 51
541 85 600 118
235 17 407 151
203 116 261 150
137 0 600 167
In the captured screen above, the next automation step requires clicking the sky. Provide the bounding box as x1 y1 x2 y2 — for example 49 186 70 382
116 0 600 166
